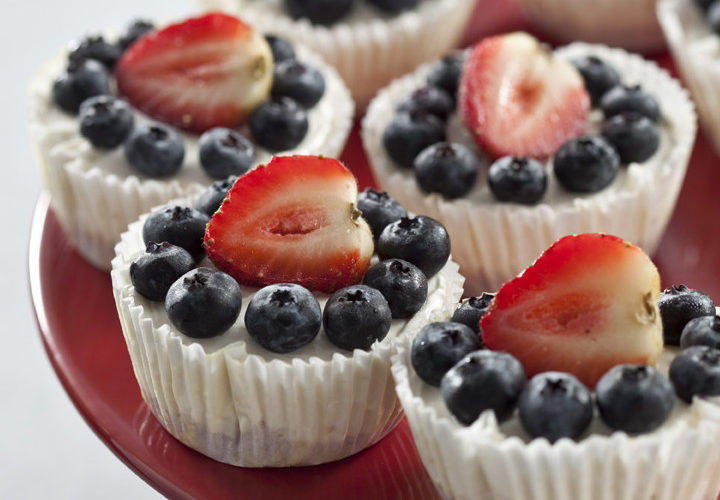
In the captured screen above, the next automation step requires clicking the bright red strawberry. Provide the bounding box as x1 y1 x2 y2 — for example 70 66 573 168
481 233 663 388
204 156 374 293
459 32 590 159
115 13 272 133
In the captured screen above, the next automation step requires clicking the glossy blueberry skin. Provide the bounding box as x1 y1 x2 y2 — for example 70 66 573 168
571 56 621 106
377 216 451 278
658 285 716 345
596 364 675 434
250 96 309 152
710 2 720 34
194 176 238 217
382 111 446 168
265 35 296 64
245 284 322 353
323 285 392 351
669 345 720 403
601 113 660 164
518 372 593 442
130 242 195 302
284 0 354 25
681 315 720 350
600 85 661 122
451 292 495 338
426 52 465 100
142 206 210 261
78 95 134 149
411 322 482 387
356 188 407 242
68 35 122 70
125 122 185 178
198 128 254 179
397 86 455 122
165 268 242 339
117 19 155 51
52 59 110 114
414 142 480 199
488 156 547 204
441 350 526 424
272 60 326 109
368 0 421 14
363 259 428 318
553 136 620 193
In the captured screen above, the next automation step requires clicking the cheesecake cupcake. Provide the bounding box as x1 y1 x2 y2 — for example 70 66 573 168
362 33 696 295
27 13 354 270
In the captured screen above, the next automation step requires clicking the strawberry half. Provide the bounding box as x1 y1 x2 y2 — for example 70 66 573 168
115 13 272 133
204 156 374 293
482 233 663 388
459 32 590 159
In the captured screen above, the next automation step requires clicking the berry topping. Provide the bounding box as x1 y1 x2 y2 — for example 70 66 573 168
198 128 254 179
204 155 374 293
323 285 392 351
710 2 720 34
124 122 185 178
284 0 354 25
130 242 195 301
356 188 407 243
669 345 720 403
459 32 589 159
367 0 420 14
482 233 663 388
441 350 526 424
377 216 450 278
553 136 620 193
382 111 446 168
397 86 454 122
487 156 547 204
696 0 715 10
658 285 715 345
117 19 155 52
571 56 621 106
411 322 482 387
115 13 273 133
595 364 675 433
271 60 326 109
265 35 296 64
68 35 122 70
451 293 495 337
426 52 465 100
52 60 110 114
680 315 720 350
78 95 134 149
600 85 660 122
249 96 309 151
245 284 322 353
413 142 480 199
143 205 210 261
165 267 243 339
195 176 238 217
601 113 660 164
363 259 428 318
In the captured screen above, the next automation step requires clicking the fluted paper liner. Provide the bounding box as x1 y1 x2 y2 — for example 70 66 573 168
362 43 697 296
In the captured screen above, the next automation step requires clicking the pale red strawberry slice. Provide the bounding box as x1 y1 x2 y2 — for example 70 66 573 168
459 32 590 159
115 13 272 133
481 233 663 388
204 156 374 293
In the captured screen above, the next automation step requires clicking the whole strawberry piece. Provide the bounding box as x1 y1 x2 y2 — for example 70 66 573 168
115 13 273 133
481 233 663 388
459 32 590 159
204 155 374 293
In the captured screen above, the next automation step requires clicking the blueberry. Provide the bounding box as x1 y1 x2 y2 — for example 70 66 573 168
382 111 446 168
165 268 242 339
377 216 450 278
600 85 661 122
265 35 296 64
68 35 122 70
669 345 720 403
142 206 210 261
284 0 354 25
553 136 620 193
451 293 494 338
125 122 185 178
411 322 482 387
117 19 155 52
130 242 195 301
596 364 675 434
323 285 392 351
245 284 322 353
194 176 238 217
601 113 660 164
518 372 593 442
441 350 525 424
250 96 309 151
78 95 134 149
271 60 326 109
356 188 407 242
198 128 254 179
696 0 716 10
709 1 720 35
681 315 720 350
367 0 421 14
488 156 547 204
571 56 621 106
413 142 480 199
426 52 465 100
658 285 715 345
397 86 454 122
52 59 110 114
363 259 428 318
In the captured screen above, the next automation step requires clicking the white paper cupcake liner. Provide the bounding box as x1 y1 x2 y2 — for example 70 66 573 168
199 0 476 106
110 196 465 467
27 42 354 271
362 42 697 296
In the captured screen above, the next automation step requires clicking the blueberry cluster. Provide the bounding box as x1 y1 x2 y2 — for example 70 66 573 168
283 0 422 26
695 0 720 35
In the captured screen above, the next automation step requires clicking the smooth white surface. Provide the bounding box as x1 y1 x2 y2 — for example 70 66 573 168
2 1 192 498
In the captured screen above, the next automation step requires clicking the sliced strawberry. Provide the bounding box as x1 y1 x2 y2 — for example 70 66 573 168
115 13 272 133
459 32 590 159
204 156 374 293
481 233 663 388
